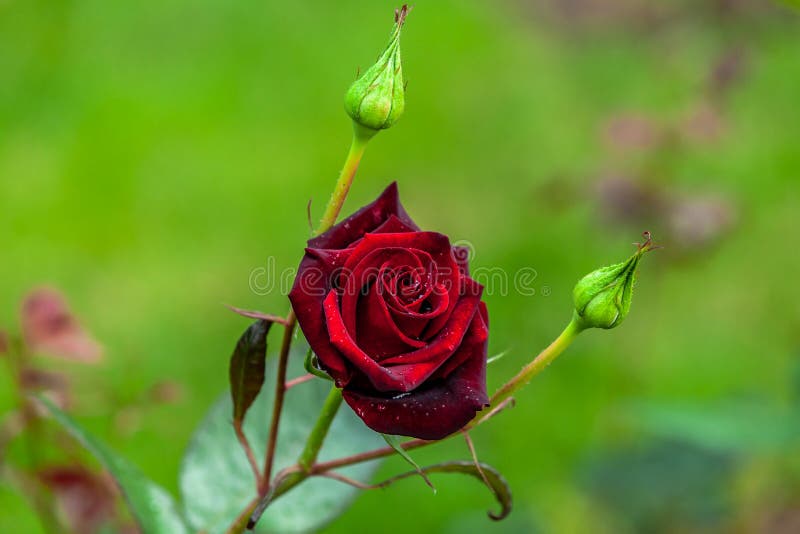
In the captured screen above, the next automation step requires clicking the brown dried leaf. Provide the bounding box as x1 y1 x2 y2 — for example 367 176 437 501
21 288 103 363
38 465 117 534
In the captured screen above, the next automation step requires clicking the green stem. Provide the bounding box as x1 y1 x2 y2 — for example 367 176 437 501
231 116 380 534
490 314 584 407
223 497 259 534
298 387 344 472
316 123 376 235
236 315 587 534
233 123 378 534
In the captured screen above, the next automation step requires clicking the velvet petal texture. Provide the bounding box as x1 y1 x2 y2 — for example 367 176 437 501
289 183 489 439
342 303 489 440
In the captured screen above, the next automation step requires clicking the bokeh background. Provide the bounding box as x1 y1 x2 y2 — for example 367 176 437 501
2 0 800 532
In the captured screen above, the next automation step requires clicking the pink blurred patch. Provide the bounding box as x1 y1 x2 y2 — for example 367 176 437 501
21 288 103 363
147 380 185 405
602 113 661 152
37 465 117 533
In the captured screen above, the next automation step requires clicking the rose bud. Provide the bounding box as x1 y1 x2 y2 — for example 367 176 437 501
289 183 489 440
344 5 409 133
573 232 657 330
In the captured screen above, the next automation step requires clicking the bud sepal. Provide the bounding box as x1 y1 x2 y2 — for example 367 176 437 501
573 232 657 330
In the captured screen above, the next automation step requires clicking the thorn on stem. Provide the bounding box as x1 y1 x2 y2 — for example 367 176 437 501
284 374 315 391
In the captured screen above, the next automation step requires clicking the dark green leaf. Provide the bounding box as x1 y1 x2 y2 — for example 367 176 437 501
625 399 800 452
381 433 435 491
377 461 512 520
36 395 189 534
579 441 733 529
181 341 385 533
229 320 271 425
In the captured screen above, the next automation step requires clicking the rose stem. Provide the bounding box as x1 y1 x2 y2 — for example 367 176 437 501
249 319 582 523
234 422 262 488
273 126 377 475
488 315 584 408
296 316 586 476
297 387 344 472
223 496 259 534
261 310 296 492
257 124 377 498
316 123 376 235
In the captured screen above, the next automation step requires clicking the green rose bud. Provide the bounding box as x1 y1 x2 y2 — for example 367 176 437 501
573 232 657 330
344 5 409 132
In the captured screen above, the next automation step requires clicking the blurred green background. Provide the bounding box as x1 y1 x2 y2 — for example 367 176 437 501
2 0 800 532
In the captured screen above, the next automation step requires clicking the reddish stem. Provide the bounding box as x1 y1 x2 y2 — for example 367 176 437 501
311 438 430 473
261 311 297 492
234 422 262 489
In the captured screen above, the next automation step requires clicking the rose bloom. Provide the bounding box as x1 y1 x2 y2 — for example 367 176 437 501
289 183 488 439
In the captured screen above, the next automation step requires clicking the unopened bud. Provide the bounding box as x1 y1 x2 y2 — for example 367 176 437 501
573 232 657 330
344 5 409 132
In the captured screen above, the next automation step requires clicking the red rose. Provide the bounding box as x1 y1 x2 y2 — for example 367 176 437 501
289 183 489 440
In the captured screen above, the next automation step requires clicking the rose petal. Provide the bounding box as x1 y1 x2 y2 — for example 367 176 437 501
434 302 488 379
453 246 471 276
342 312 489 440
325 279 483 393
291 183 420 385
372 214 419 235
341 232 461 339
289 254 352 386
355 274 427 359
340 247 424 338
386 281 449 339
308 182 418 250
379 278 483 367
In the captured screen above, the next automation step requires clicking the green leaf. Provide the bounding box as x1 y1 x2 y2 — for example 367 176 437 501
36 395 189 534
381 433 435 491
625 399 800 452
378 461 512 520
229 320 271 425
180 341 385 533
304 347 332 381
